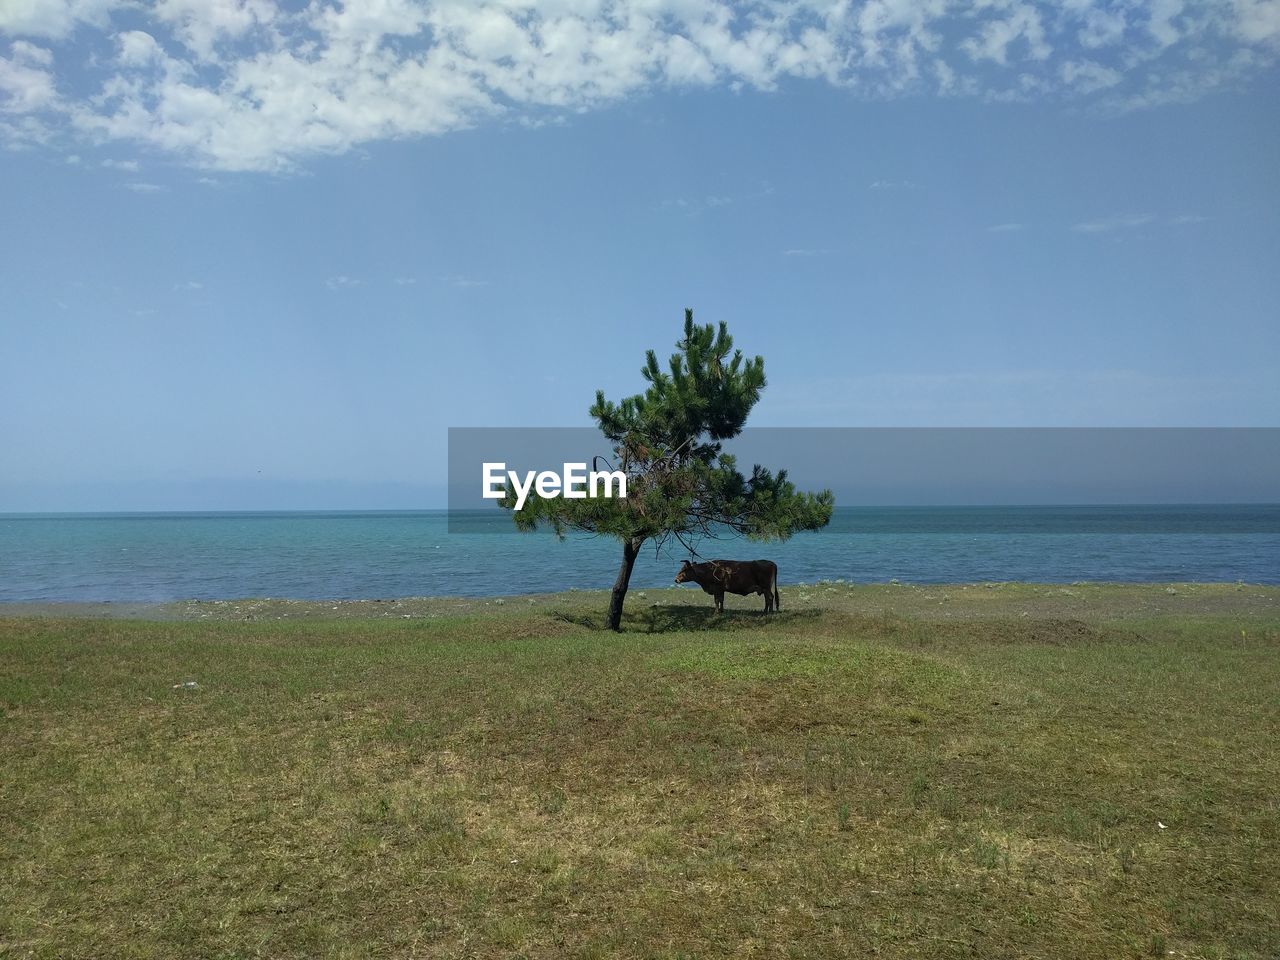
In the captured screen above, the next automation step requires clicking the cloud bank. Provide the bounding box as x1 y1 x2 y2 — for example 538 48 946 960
2 0 1278 172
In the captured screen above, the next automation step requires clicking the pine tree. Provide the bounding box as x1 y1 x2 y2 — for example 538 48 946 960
503 309 834 631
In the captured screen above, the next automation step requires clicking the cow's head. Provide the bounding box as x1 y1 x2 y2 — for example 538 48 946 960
674 560 693 584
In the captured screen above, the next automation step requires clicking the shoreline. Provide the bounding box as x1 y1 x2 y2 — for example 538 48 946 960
3 581 1278 622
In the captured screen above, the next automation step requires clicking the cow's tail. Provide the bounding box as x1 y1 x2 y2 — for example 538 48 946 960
772 563 781 612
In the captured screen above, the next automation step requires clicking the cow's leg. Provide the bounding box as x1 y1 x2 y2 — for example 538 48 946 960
715 591 724 613
763 589 773 613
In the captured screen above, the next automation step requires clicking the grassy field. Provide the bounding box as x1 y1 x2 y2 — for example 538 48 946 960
2 583 1278 959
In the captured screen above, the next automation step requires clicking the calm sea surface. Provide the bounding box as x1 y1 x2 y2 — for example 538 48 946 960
1 506 1277 602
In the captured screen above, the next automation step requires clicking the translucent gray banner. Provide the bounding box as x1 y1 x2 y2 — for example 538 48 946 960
447 427 1280 534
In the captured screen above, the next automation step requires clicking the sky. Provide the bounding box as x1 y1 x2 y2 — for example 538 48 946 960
1 0 1278 511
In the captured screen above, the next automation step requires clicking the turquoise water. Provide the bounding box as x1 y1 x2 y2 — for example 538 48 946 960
1 506 1277 602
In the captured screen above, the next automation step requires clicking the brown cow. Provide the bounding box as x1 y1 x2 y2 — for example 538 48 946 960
674 559 780 613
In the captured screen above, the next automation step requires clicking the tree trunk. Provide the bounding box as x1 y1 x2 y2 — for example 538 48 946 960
605 538 642 632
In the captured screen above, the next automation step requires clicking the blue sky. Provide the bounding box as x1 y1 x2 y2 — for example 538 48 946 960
1 1 1278 510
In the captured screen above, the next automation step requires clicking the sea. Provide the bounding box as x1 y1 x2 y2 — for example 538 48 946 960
0 505 1277 603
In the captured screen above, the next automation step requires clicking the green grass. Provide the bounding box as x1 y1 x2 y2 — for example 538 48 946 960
2 585 1278 959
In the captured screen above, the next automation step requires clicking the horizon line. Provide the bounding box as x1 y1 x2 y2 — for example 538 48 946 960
4 502 1280 518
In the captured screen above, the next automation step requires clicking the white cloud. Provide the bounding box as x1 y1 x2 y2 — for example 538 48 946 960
0 0 122 41
101 157 139 170
1 1 1278 171
1232 0 1280 43
122 181 166 192
116 29 164 67
663 181 773 214
1061 59 1123 93
961 2 1051 65
174 279 203 290
1147 0 1186 48
1072 213 1155 233
0 41 57 113
152 0 277 61
1077 7 1129 49
1072 212 1214 232
325 276 363 290
8 39 52 66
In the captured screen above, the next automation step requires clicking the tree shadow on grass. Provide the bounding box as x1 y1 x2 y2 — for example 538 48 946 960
552 604 822 634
